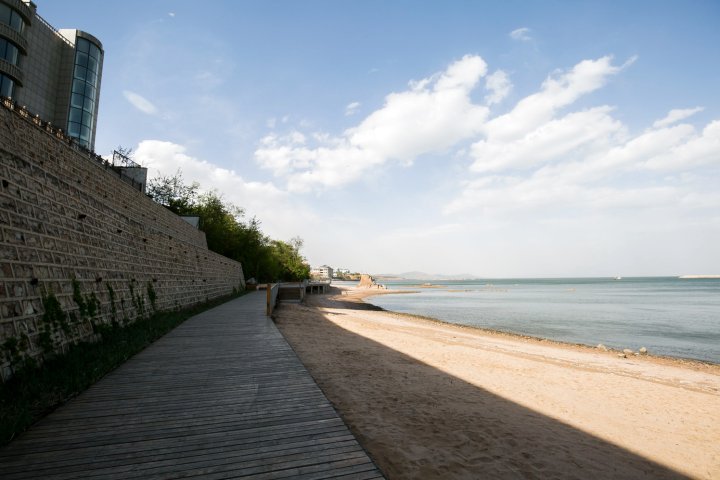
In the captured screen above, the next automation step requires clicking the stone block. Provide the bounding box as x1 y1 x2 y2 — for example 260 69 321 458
18 248 39 263
0 244 18 260
0 263 12 278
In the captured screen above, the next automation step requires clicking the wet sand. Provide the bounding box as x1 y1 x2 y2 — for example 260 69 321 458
274 285 720 479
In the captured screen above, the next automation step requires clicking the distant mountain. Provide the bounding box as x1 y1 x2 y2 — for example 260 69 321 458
374 271 479 281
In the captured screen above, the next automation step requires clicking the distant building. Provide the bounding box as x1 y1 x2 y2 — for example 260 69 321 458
332 268 350 278
311 265 333 280
1 0 104 149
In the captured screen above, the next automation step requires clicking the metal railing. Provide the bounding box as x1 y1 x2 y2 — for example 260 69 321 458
33 13 75 48
112 149 141 168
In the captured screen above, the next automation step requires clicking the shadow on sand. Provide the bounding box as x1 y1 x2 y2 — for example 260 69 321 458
275 287 688 479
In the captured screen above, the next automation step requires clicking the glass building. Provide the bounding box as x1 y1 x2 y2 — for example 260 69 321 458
0 0 103 150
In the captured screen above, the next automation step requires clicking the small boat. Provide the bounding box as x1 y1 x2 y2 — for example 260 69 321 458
614 276 622 280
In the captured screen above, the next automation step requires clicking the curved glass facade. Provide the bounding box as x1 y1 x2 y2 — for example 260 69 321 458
0 36 19 64
1 2 104 150
0 1 26 98
67 37 101 148
0 72 13 97
0 3 25 33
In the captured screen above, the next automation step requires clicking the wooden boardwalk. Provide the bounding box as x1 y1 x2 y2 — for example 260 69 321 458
0 292 384 479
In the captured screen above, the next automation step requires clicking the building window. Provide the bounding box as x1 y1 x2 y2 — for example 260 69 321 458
67 37 101 148
0 3 25 33
0 73 13 97
0 37 20 65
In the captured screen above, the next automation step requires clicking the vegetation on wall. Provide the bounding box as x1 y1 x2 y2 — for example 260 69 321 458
0 290 245 446
147 171 310 282
0 277 170 380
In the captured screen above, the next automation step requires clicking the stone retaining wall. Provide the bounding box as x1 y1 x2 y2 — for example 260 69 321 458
0 103 244 381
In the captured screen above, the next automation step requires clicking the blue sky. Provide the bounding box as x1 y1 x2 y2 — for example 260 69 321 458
41 1 720 277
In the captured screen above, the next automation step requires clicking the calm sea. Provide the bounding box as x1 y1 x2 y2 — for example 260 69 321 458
363 277 720 364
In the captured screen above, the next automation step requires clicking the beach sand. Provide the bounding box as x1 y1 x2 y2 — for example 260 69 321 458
273 285 720 479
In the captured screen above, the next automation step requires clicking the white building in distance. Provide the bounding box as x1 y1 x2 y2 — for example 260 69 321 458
311 265 333 280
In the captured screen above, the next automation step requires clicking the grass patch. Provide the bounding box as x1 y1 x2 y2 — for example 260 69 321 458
0 291 246 446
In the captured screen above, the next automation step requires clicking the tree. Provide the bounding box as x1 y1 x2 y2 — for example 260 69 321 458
146 172 310 283
271 238 310 281
147 170 199 215
191 191 244 257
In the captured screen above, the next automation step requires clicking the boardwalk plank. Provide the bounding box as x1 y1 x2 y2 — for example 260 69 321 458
2 434 360 477
0 424 352 472
24 403 339 438
0 419 348 460
0 292 383 479
19 441 366 480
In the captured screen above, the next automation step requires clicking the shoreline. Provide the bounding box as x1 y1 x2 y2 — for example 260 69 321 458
274 285 720 478
356 285 719 370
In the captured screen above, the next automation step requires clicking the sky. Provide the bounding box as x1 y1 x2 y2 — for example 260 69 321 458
39 1 720 277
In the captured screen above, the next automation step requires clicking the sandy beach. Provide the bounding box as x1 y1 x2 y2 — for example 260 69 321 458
274 285 720 479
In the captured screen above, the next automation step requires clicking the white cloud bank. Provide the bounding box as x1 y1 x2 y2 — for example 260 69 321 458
446 57 719 216
255 54 490 192
254 52 717 224
123 90 158 115
126 53 720 276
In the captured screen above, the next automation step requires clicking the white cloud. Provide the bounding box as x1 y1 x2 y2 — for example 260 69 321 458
510 27 532 41
348 55 487 159
485 70 512 105
255 138 381 191
444 169 717 216
168 12 175 18
444 57 719 219
345 101 361 116
252 51 718 262
481 56 628 143
470 106 624 173
652 107 704 129
123 91 158 115
289 131 306 144
641 120 720 171
255 55 490 192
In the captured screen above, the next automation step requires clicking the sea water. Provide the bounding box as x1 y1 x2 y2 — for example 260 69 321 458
364 277 720 364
